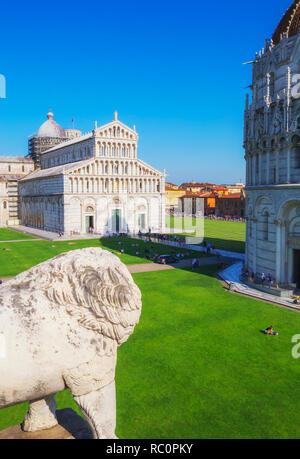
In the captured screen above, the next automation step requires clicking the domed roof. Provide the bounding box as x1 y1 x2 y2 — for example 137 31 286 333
36 110 65 139
272 1 300 45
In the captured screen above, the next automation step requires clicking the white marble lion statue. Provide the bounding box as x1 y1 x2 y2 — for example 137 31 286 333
0 247 142 439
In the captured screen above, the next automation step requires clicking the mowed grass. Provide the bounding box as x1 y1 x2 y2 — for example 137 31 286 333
0 237 200 277
166 216 246 253
0 228 36 241
1 267 300 438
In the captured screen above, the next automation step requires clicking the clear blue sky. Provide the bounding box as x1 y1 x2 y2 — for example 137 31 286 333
0 0 290 185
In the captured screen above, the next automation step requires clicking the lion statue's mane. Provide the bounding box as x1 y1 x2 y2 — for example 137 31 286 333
7 247 142 347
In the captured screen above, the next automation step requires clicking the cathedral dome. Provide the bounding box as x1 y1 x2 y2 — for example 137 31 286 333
272 1 300 45
36 110 66 138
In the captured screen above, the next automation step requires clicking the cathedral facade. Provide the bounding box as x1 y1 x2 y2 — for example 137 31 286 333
19 112 166 235
244 1 300 288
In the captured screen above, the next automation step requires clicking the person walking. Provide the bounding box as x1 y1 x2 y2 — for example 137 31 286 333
267 273 272 289
192 258 197 271
261 272 266 286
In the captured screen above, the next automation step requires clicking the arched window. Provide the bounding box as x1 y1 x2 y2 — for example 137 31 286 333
262 211 269 241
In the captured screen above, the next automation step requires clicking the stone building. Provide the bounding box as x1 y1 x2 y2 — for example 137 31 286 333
28 110 82 168
179 191 216 216
0 157 34 226
19 112 166 235
244 0 300 288
215 192 245 218
165 183 186 212
180 181 217 193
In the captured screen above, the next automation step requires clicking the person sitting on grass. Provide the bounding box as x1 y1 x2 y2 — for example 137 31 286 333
265 326 278 336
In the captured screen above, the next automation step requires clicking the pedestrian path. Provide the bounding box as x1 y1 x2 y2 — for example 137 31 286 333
219 262 300 311
10 226 101 241
0 239 40 243
129 256 223 273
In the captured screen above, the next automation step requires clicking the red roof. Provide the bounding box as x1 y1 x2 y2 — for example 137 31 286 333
217 193 242 199
180 191 216 198
165 185 185 191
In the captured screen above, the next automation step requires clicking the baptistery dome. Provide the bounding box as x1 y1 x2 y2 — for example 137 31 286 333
36 110 65 139
272 0 300 45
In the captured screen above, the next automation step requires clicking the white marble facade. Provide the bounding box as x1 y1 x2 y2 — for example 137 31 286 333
244 1 300 288
20 114 166 235
0 157 34 227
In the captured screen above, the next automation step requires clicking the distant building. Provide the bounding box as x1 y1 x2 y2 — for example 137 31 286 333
179 191 216 216
0 156 34 226
19 112 166 235
215 191 245 218
180 181 216 193
165 183 186 211
223 183 245 194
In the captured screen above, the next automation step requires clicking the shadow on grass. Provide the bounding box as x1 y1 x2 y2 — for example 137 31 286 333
99 236 209 264
203 237 245 254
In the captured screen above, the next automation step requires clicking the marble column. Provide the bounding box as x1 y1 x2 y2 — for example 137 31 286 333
275 220 283 285
252 218 257 274
287 148 291 183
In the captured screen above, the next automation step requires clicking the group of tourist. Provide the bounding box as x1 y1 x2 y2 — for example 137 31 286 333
205 215 246 223
242 268 273 289
115 238 192 262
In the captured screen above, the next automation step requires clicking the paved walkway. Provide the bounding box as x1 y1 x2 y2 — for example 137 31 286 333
129 256 224 273
9 226 102 242
219 262 300 311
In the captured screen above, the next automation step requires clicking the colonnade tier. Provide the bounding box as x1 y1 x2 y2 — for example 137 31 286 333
68 177 162 194
70 160 161 177
42 144 138 169
245 137 300 186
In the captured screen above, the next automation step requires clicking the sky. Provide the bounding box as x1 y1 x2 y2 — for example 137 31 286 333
0 0 291 185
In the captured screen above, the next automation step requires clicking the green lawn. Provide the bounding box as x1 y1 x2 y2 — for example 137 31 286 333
1 266 300 438
0 228 36 241
166 216 246 253
0 237 201 277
